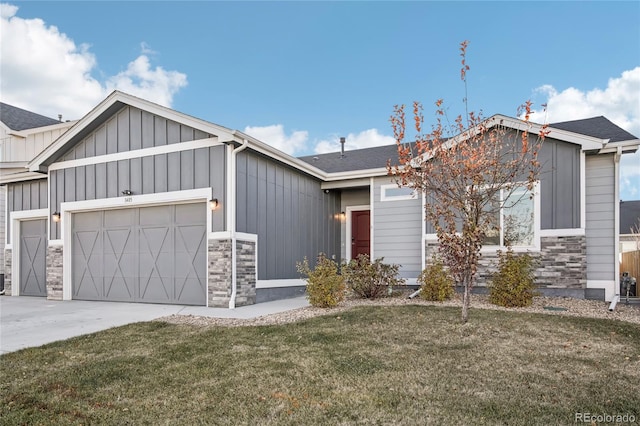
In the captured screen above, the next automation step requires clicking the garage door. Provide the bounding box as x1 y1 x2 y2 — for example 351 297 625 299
19 219 47 297
72 203 206 305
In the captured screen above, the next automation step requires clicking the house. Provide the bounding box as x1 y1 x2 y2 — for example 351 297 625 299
0 103 77 292
2 91 638 307
619 200 640 287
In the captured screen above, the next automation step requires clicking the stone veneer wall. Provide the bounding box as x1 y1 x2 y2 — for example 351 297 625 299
46 245 63 300
425 235 587 289
208 237 256 308
4 248 12 295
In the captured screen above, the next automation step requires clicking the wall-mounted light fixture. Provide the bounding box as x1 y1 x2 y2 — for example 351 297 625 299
340 211 346 221
122 190 133 196
209 198 219 210
52 212 61 223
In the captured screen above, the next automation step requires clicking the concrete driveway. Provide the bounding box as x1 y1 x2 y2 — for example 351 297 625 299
0 295 309 354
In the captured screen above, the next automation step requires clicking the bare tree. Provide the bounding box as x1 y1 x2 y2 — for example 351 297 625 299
388 41 549 323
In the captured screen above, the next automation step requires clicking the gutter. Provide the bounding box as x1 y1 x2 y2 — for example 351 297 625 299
227 138 249 309
614 146 622 303
608 295 620 311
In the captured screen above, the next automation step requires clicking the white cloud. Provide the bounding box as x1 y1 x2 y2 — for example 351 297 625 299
243 124 309 156
528 67 640 200
0 3 187 121
314 128 395 154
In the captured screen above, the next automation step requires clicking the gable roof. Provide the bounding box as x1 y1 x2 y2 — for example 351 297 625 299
620 200 640 235
0 102 61 131
551 116 638 143
298 115 632 173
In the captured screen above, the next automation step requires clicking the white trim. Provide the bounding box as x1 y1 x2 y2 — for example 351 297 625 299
380 183 418 201
256 279 305 289
59 187 213 301
48 239 63 246
539 228 586 237
580 151 586 230
6 120 77 138
425 233 438 241
370 178 375 259
9 209 49 297
345 204 370 261
0 171 47 185
614 147 621 294
421 191 426 270
587 279 616 302
48 137 220 171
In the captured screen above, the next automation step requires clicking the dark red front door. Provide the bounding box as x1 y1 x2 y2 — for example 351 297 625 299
351 210 370 259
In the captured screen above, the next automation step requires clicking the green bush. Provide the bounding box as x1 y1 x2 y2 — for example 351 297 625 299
489 249 539 307
297 254 345 308
342 254 406 299
418 261 455 302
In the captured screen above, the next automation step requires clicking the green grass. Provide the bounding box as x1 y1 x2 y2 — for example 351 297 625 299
2 305 639 425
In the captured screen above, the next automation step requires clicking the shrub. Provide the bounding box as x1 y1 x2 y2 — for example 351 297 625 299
342 254 406 299
418 260 454 302
297 253 345 308
489 249 539 307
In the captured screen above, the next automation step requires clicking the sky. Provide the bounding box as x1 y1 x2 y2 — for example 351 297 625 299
1 1 639 199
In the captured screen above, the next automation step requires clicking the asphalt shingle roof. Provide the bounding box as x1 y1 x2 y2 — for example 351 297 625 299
550 116 638 143
0 102 61 131
298 116 639 173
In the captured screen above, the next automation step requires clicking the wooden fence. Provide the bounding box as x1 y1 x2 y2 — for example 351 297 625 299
620 250 640 294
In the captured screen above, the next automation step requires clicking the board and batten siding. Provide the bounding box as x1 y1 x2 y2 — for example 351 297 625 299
1 124 73 163
58 105 212 162
49 145 226 240
585 154 615 281
4 179 48 243
538 138 581 229
373 177 422 279
235 150 341 280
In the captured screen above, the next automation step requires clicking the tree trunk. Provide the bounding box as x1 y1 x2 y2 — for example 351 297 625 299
462 280 471 323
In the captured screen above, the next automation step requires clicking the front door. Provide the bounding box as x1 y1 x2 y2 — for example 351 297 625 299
351 210 370 259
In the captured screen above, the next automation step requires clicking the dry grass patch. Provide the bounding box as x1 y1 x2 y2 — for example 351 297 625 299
1 306 639 425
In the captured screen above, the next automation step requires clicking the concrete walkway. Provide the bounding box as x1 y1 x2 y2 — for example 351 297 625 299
0 296 310 354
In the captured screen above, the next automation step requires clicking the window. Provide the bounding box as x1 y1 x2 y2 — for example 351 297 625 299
381 184 417 201
483 186 536 248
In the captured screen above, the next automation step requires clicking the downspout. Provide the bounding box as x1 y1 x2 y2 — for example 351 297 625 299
228 138 249 309
613 146 622 302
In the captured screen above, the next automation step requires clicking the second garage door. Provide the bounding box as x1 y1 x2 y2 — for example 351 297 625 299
72 203 206 305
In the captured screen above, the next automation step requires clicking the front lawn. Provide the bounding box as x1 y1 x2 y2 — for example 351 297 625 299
1 305 639 425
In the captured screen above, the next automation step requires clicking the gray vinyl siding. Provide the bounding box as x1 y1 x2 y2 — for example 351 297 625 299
585 154 615 281
49 145 226 240
539 138 581 229
341 188 370 260
236 150 341 280
373 177 422 278
5 179 48 243
59 106 212 161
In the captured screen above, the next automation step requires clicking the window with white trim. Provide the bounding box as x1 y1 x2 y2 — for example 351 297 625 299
381 184 417 201
483 185 536 248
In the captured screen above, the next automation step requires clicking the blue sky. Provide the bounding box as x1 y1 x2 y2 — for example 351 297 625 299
2 1 639 199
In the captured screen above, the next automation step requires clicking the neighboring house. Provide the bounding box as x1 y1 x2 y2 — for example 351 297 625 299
619 200 640 286
0 103 76 291
2 91 638 307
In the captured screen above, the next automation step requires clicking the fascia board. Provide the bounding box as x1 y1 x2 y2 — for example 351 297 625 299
12 120 78 137
0 171 47 184
597 139 640 154
232 130 327 180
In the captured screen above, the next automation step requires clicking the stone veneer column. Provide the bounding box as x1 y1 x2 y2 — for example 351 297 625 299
207 237 257 308
4 248 12 295
46 245 63 300
424 235 587 289
234 239 256 307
